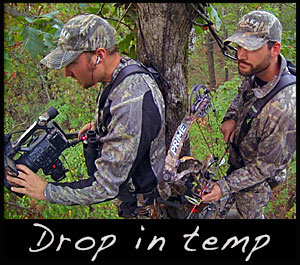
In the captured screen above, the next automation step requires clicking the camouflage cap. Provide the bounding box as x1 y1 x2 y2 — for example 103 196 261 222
224 10 282 51
40 14 116 69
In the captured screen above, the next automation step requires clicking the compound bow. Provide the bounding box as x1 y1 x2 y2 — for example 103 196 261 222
157 84 233 219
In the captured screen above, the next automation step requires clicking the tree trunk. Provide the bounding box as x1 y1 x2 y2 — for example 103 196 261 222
224 29 229 81
206 32 216 90
136 3 195 151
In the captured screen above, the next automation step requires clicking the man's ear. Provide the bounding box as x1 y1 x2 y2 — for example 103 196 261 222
272 42 281 57
95 48 106 62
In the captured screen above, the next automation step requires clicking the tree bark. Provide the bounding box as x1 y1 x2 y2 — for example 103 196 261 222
136 3 195 151
224 29 229 81
206 32 216 90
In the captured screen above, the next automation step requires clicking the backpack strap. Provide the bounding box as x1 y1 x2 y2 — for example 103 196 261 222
98 64 153 112
287 60 296 75
237 72 296 146
96 64 157 137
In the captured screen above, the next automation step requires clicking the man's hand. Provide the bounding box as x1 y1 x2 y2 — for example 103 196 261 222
221 119 237 143
78 122 95 139
6 164 47 200
202 182 222 202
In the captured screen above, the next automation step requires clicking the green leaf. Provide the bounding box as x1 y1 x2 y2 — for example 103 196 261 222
194 26 204 36
16 16 26 22
21 26 42 39
52 18 64 29
78 3 89 8
25 16 36 23
87 6 100 14
118 32 135 54
21 26 47 58
52 24 62 38
34 17 51 25
4 52 13 73
47 27 58 35
41 11 59 19
43 33 57 50
208 5 222 31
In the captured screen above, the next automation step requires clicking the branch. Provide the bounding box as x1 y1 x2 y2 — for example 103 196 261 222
116 3 132 30
4 5 36 19
10 119 29 132
9 52 35 70
98 3 135 31
287 193 296 211
4 42 23 49
282 3 296 9
4 201 38 215
37 64 51 102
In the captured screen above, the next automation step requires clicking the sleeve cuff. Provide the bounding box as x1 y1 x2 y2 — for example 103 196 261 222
222 115 237 123
216 178 231 197
43 183 55 204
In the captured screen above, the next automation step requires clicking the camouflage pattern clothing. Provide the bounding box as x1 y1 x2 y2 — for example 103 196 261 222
217 54 296 219
224 10 282 52
44 56 166 207
40 14 116 69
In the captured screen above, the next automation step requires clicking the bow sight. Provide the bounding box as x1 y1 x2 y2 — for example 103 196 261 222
158 84 231 219
162 84 212 184
4 106 83 196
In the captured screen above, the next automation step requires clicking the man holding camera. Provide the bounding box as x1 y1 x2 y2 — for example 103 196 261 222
6 14 166 218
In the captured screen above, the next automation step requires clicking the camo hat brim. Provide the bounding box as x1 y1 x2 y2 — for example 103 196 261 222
40 48 83 69
224 10 282 52
224 32 269 52
40 14 116 69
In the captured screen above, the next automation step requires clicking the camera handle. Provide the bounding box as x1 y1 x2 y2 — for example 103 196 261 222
13 107 59 151
4 156 25 197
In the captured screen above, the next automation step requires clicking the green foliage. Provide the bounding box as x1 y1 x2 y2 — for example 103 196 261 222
281 30 296 65
207 4 222 31
4 3 296 219
213 3 296 63
189 76 240 178
16 11 63 59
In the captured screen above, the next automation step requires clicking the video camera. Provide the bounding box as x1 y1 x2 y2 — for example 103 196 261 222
4 106 84 196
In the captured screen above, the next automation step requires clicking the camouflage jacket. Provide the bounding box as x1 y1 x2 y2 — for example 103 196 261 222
44 56 166 205
217 54 296 197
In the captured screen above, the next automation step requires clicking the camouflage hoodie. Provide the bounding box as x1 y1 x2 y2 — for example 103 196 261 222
217 54 296 197
44 56 166 205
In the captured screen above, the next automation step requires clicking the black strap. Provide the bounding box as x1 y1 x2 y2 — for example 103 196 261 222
237 72 296 145
97 64 154 112
287 60 296 75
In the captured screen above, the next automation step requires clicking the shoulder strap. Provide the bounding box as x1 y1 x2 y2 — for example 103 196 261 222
251 73 296 120
98 64 152 112
111 64 153 90
287 60 296 76
237 72 296 145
